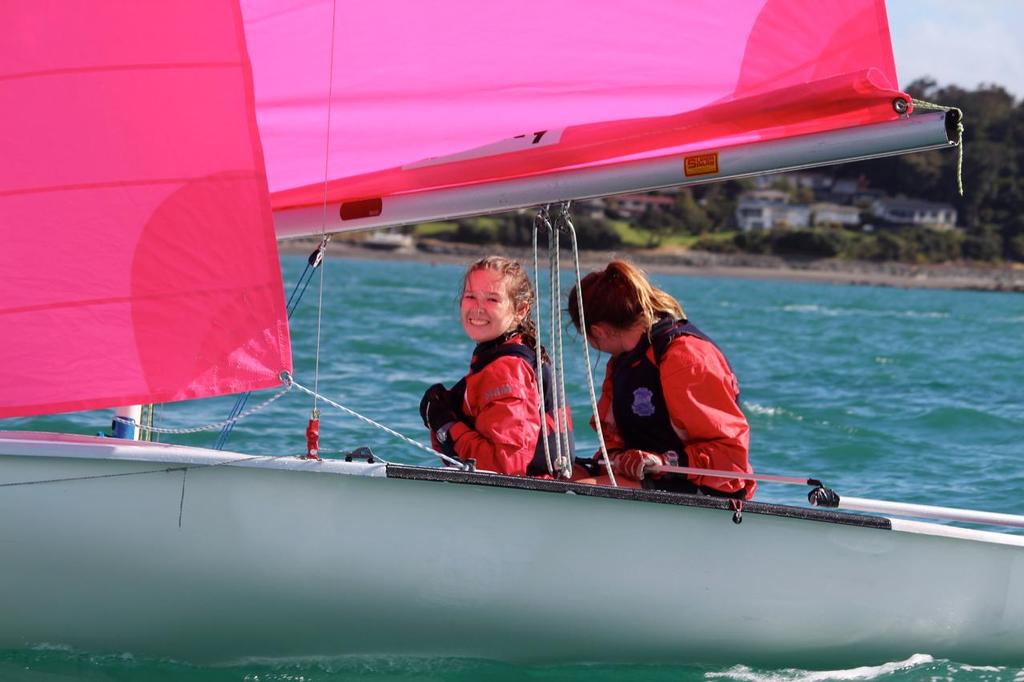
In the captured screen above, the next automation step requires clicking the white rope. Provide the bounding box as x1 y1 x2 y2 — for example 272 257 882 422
114 383 294 435
312 0 340 417
546 210 571 479
532 212 555 477
564 213 617 487
551 205 574 479
115 373 460 468
287 376 465 468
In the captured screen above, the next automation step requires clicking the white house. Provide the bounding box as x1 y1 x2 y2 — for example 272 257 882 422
611 193 676 218
811 202 860 228
736 192 811 231
871 198 958 229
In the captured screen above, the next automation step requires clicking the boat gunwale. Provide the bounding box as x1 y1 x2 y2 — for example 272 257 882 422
385 462 892 530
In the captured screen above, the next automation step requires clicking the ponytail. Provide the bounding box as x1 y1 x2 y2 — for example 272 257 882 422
567 260 684 334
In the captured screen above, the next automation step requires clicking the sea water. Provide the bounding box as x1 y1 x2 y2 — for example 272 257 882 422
2 254 1022 681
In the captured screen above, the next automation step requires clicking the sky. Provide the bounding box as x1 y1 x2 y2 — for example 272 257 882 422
887 0 1024 100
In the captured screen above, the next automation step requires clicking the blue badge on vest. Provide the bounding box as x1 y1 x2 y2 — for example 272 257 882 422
631 387 656 417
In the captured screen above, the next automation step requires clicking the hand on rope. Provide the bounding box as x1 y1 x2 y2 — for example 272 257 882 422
614 449 669 481
419 383 458 431
419 383 460 459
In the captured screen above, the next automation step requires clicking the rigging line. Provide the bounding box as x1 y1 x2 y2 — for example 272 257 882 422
217 244 325 449
115 383 294 435
313 0 340 417
0 466 189 488
553 204 574 477
178 468 187 528
287 376 461 467
565 216 617 487
544 208 566 475
910 98 964 196
532 210 555 476
0 449 352 490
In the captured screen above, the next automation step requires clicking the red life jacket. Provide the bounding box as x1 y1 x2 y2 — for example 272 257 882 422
452 336 574 476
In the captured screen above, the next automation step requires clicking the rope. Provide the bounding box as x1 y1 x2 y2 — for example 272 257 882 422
551 204 575 479
910 98 964 196
0 466 188 488
114 372 459 467
532 210 555 477
215 240 329 450
542 208 564 474
312 0 340 420
563 211 617 487
115 383 294 435
287 376 464 468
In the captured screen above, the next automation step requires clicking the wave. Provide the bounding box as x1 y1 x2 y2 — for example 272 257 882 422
706 655 948 682
706 656 1024 682
743 402 804 421
779 304 949 321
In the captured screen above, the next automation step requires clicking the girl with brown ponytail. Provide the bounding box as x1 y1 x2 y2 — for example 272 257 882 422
419 256 572 476
568 260 755 498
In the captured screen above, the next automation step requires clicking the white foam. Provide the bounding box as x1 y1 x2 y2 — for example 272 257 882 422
705 653 934 682
743 402 803 421
780 304 949 321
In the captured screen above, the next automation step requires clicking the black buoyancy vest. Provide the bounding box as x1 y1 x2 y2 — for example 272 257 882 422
610 317 734 458
452 338 574 476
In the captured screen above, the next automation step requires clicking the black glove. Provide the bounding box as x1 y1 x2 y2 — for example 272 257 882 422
419 383 458 432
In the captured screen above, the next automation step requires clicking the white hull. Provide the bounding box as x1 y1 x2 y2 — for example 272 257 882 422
1 431 1022 666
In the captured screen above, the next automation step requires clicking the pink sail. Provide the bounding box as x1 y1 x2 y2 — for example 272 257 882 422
0 2 291 418
239 0 904 210
0 0 902 418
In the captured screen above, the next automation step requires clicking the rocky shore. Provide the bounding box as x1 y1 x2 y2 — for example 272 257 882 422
278 237 1024 293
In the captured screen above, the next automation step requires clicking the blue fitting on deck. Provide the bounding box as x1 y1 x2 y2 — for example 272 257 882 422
111 417 137 440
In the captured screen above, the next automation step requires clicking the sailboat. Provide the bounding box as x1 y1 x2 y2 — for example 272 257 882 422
1 0 1021 668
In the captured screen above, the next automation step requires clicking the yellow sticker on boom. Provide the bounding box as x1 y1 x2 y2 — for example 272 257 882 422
683 152 719 177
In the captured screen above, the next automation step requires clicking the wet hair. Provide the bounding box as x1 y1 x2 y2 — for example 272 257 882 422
462 256 549 362
567 260 685 334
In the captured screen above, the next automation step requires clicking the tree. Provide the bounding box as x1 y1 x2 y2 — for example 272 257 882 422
673 188 712 234
961 225 1003 261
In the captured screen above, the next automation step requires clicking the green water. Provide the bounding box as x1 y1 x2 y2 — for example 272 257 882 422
2 254 1023 681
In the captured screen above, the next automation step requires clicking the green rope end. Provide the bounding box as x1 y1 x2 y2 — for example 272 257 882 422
911 98 964 197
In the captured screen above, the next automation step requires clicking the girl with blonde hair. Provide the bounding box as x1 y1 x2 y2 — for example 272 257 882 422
420 256 572 476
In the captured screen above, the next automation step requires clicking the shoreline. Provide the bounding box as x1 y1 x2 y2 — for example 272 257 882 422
278 238 1024 293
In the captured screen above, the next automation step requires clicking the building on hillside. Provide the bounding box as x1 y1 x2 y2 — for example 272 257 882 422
574 198 607 219
793 172 834 191
610 193 676 218
736 192 811 231
810 202 861 228
870 198 958 229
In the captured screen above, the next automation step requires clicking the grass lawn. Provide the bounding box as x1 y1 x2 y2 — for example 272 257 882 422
413 221 458 238
610 220 736 249
413 218 737 252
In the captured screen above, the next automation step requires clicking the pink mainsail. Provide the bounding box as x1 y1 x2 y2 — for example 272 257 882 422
0 2 291 418
0 0 906 418
239 0 904 212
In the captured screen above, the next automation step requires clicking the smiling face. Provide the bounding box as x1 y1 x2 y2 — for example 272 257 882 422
460 267 526 343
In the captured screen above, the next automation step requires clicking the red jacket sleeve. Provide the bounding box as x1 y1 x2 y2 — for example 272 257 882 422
448 356 540 475
659 336 755 498
590 360 626 456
